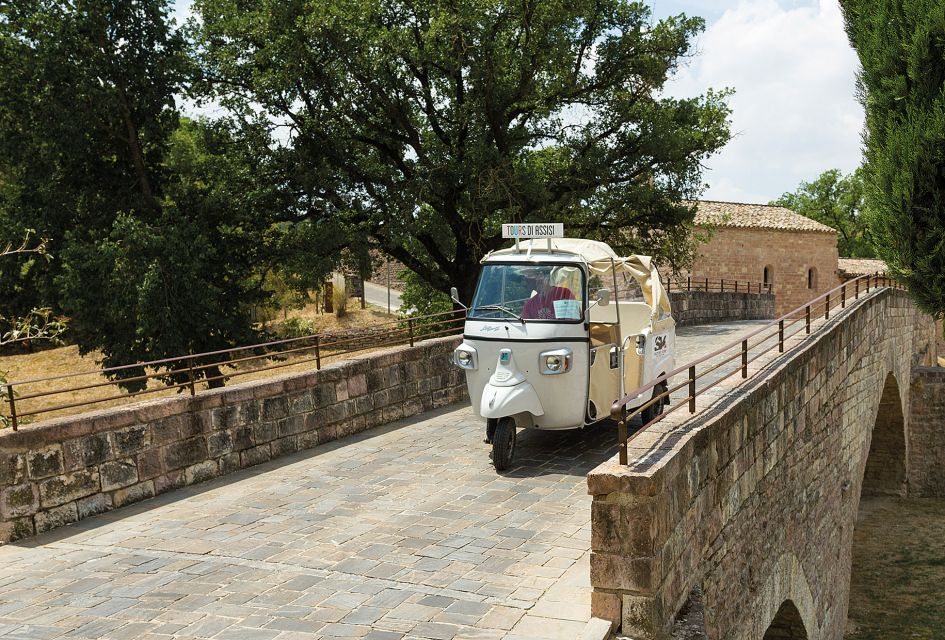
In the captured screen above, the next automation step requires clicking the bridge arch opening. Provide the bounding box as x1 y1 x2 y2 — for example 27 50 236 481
763 600 809 640
862 372 907 497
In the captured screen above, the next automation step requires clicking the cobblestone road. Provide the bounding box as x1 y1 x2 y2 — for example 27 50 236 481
0 321 769 640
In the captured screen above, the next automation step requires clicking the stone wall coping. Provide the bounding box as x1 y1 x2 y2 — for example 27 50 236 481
0 335 460 452
586 288 891 497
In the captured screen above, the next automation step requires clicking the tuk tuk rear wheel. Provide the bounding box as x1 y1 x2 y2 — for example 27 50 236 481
641 381 668 424
492 418 516 471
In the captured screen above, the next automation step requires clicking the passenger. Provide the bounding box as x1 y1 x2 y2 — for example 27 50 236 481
522 268 575 319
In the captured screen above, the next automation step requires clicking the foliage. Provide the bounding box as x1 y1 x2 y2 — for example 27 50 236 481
193 0 732 300
772 168 874 258
398 269 458 338
277 317 317 339
840 0 945 319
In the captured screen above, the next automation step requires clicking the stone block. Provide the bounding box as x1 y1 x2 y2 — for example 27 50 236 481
253 421 277 444
76 493 112 519
135 449 163 480
180 412 209 439
110 424 151 457
590 552 658 592
0 516 35 543
271 436 300 458
162 437 208 471
334 380 349 402
151 415 182 446
0 451 26 486
100 459 139 492
231 426 254 451
154 471 184 495
35 502 78 534
219 452 241 475
63 433 112 470
208 430 232 458
592 592 622 627
288 392 314 415
27 446 64 480
262 396 289 421
112 480 155 508
184 460 219 485
313 382 337 407
1 483 39 518
347 374 368 398
39 471 99 508
241 444 271 468
210 405 239 430
277 415 305 438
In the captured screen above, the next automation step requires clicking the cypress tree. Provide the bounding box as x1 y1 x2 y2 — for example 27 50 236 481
840 0 945 318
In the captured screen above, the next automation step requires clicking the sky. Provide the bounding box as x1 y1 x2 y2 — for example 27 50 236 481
170 0 863 205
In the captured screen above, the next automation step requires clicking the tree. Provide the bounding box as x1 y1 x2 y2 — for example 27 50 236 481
0 3 309 389
840 1 945 319
772 168 874 258
193 0 732 301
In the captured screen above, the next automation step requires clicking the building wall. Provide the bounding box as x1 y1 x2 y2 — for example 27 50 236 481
908 366 945 497
668 291 774 326
689 227 839 316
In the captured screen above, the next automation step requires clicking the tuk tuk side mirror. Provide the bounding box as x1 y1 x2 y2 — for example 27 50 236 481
450 286 467 309
596 289 610 307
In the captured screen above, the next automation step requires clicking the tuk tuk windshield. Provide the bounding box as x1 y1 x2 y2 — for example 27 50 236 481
469 264 584 322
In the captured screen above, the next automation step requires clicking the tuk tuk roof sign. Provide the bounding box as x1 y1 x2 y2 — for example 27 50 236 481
501 223 563 239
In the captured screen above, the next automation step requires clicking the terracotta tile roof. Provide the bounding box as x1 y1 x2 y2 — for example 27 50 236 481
689 200 838 234
837 258 887 278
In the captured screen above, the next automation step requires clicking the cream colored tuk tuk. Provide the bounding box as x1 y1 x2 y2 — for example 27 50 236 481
452 236 675 470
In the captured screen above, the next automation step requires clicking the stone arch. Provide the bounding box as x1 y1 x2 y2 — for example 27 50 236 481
862 372 907 497
807 267 817 290
763 600 809 639
764 265 773 286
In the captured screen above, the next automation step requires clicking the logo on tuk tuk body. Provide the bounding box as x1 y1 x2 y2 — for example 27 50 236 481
654 335 667 353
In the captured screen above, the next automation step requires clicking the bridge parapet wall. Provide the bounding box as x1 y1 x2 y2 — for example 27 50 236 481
588 289 936 639
668 291 775 327
0 336 465 544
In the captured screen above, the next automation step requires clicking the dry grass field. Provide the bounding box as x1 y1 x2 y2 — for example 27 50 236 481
0 304 409 426
846 497 945 639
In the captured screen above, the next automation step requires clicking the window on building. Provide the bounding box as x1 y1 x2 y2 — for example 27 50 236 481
763 266 773 287
808 267 817 289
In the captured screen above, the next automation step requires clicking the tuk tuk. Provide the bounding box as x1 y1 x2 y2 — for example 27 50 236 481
451 232 675 470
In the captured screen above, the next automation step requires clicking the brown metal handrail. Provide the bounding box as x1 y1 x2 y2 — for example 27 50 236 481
662 276 773 295
612 274 904 465
1 309 465 430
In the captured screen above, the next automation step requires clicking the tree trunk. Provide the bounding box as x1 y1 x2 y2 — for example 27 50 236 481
204 365 226 389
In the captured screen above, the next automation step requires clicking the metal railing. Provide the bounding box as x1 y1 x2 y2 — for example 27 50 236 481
1 309 466 430
663 276 773 295
612 274 904 465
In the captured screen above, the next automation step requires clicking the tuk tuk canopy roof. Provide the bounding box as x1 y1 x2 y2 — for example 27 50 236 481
488 238 671 317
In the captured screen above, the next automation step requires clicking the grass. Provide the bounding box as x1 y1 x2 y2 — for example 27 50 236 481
846 497 945 639
0 304 407 426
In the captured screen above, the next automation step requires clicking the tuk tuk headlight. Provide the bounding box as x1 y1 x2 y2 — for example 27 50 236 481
540 348 572 375
454 346 477 370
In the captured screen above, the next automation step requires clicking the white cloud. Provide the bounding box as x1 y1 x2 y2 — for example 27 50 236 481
666 0 863 203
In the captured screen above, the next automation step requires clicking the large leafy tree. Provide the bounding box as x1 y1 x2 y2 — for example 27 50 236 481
772 168 874 258
0 2 313 388
194 0 732 300
840 0 945 318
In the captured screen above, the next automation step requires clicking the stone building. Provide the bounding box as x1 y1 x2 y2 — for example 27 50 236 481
688 201 839 315
837 257 888 281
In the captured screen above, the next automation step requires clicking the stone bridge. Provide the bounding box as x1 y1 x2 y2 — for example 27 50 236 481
588 287 943 639
0 287 942 640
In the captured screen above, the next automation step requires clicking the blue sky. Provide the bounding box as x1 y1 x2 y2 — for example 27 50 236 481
172 0 862 204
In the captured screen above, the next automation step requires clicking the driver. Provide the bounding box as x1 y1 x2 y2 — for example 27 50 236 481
521 267 575 319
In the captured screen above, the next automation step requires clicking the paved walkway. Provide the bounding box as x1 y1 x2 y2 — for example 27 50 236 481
0 321 769 640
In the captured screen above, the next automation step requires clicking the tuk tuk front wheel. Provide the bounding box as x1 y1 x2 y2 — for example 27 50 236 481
485 418 498 444
492 418 516 471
